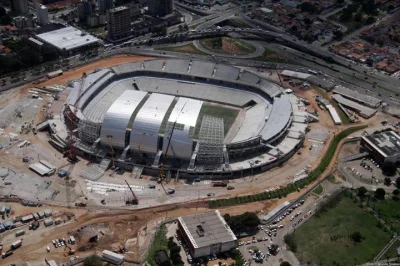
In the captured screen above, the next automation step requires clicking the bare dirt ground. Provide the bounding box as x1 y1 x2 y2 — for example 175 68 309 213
2 58 397 265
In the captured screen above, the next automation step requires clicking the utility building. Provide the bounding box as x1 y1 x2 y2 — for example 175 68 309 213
177 210 237 258
361 130 400 164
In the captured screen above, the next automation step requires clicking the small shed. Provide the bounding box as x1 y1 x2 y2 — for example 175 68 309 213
44 209 53 217
44 218 53 227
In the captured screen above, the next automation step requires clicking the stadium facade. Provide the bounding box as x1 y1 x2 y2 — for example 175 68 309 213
56 59 310 179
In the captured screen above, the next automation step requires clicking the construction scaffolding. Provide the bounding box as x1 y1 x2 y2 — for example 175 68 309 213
78 120 101 144
197 116 224 165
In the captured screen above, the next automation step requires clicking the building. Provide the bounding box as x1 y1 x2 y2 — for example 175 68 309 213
36 26 100 54
146 0 174 16
10 0 28 15
102 250 124 265
107 6 131 41
99 0 114 13
36 4 49 26
12 16 28 29
177 210 237 258
77 0 93 22
361 130 400 164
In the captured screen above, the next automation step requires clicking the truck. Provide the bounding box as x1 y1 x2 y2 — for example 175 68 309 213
211 181 228 187
2 250 13 258
29 220 39 230
11 239 22 250
47 69 63 79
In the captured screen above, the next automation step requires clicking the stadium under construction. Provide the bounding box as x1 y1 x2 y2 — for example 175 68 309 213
46 59 310 179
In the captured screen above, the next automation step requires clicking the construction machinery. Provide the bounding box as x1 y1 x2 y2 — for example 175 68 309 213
66 72 87 161
125 180 139 205
64 245 75 255
211 181 228 187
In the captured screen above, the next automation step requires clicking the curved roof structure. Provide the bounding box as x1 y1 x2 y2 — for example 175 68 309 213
163 97 203 160
130 93 175 155
100 90 147 149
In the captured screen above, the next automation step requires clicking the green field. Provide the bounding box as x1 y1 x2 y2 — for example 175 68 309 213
382 240 400 260
313 184 323 195
291 192 391 265
193 104 239 139
374 199 400 233
200 37 256 55
146 225 168 266
154 43 207 55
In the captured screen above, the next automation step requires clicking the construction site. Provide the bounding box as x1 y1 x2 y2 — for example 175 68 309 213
0 54 394 265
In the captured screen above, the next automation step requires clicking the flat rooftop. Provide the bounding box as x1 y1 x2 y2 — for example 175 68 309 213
363 131 400 157
178 210 236 248
36 26 100 51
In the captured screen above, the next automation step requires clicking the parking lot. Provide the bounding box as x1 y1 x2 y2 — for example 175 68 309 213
343 157 393 185
237 199 316 265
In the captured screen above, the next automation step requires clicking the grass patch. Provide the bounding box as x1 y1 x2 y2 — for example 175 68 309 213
374 199 400 233
155 43 207 55
209 125 367 208
382 239 400 260
200 37 256 55
291 192 391 265
228 19 251 28
255 48 285 63
146 224 168 266
193 103 239 139
189 22 202 29
313 184 323 195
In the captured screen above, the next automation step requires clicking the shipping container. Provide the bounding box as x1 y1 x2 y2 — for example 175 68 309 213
44 218 53 227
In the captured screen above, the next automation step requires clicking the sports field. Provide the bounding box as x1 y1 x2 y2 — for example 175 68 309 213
291 191 391 265
193 103 239 139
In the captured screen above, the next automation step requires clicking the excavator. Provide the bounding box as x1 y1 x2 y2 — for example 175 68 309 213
64 245 75 256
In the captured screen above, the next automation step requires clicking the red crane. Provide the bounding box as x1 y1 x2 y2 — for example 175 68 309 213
66 72 87 161
125 180 139 205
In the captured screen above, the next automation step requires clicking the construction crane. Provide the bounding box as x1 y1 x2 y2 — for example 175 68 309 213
125 180 139 205
64 245 75 255
66 72 87 162
157 102 187 184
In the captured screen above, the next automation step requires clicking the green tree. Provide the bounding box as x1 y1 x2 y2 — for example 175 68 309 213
396 177 400 188
299 2 317 13
382 161 397 176
354 11 363 22
280 262 292 266
375 188 386 200
351 231 363 242
365 16 376 25
84 255 102 266
394 189 400 196
357 186 368 199
384 177 392 186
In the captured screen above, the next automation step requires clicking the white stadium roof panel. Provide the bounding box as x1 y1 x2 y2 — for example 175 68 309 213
100 90 147 149
130 93 174 154
168 97 203 127
260 95 292 142
36 26 99 51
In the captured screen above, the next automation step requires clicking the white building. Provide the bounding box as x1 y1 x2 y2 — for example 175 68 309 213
36 4 49 26
178 210 237 258
36 26 100 54
102 250 124 265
